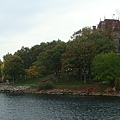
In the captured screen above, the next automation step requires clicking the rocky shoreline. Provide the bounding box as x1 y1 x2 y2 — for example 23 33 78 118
0 85 120 97
36 89 120 97
0 85 31 93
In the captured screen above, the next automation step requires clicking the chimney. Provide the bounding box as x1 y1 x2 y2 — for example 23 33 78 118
92 26 96 30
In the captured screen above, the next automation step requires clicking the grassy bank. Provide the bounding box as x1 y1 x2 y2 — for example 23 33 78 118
9 75 111 93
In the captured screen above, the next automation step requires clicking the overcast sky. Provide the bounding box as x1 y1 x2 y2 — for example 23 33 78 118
0 0 120 60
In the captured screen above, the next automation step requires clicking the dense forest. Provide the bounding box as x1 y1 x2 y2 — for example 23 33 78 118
0 27 120 89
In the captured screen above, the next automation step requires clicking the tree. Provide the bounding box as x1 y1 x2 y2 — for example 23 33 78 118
34 40 66 76
72 27 116 54
2 55 24 84
62 40 96 83
77 40 96 83
29 43 48 65
92 52 120 85
15 46 31 69
93 37 115 54
0 60 3 79
25 65 39 79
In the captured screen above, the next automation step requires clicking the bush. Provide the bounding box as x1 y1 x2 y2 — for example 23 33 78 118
115 78 120 91
37 81 54 90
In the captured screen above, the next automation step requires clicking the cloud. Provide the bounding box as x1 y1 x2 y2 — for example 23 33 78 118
0 0 120 60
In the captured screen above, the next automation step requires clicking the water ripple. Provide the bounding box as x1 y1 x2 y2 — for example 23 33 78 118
0 94 120 120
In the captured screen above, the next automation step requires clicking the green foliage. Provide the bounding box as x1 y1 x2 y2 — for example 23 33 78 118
34 40 66 76
38 81 54 90
2 54 25 82
1 26 117 86
0 60 3 78
62 39 97 83
72 27 116 54
115 78 120 91
93 37 115 54
15 47 31 69
65 27 115 83
92 52 120 83
25 65 39 79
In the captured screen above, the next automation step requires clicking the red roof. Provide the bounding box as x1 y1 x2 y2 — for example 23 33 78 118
98 19 120 32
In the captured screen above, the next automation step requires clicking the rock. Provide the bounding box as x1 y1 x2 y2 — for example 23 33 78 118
0 85 30 93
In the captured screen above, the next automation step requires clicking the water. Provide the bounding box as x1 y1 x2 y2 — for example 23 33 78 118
0 93 120 120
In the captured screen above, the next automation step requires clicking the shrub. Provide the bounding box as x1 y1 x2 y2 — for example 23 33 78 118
37 81 54 90
115 78 120 91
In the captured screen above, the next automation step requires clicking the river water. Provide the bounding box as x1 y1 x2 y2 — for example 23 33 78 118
0 93 120 120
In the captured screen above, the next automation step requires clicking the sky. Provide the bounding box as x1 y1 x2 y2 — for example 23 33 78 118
0 0 120 60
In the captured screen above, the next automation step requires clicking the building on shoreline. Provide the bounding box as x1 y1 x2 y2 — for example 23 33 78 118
97 18 120 53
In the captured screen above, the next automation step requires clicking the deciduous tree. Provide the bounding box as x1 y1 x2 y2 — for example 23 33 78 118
2 55 24 84
92 52 120 85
